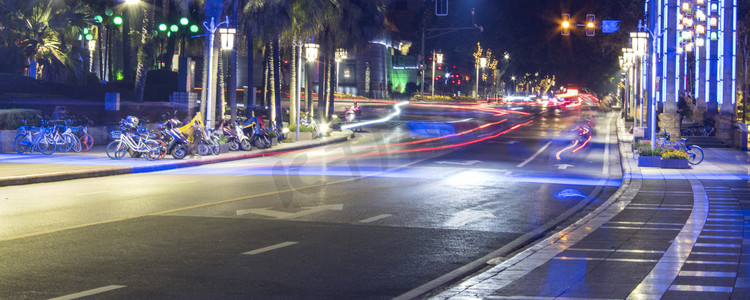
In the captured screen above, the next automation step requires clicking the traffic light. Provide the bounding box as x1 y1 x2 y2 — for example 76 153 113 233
561 14 571 36
586 14 595 36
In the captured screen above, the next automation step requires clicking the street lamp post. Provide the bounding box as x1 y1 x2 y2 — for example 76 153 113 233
295 42 318 142
474 57 486 99
335 48 348 92
431 50 443 100
631 32 648 128
202 16 231 129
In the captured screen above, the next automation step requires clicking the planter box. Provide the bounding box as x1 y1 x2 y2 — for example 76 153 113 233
660 158 690 169
0 130 18 153
638 156 661 167
296 132 316 140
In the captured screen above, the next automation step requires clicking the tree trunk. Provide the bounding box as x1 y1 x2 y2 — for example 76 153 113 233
262 44 269 108
228 0 238 122
245 30 254 118
290 42 297 128
273 39 282 128
122 14 132 83
134 6 154 102
218 47 225 122
317 31 327 119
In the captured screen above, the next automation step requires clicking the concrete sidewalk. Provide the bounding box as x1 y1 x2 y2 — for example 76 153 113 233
0 131 353 187
430 119 750 299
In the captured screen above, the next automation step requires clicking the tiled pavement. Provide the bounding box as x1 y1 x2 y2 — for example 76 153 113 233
432 124 750 299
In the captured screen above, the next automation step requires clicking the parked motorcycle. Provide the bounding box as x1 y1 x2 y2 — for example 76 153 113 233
242 116 271 149
217 118 252 151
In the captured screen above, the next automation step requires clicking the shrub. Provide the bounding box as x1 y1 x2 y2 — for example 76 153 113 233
0 109 42 130
638 147 667 157
287 124 317 132
662 150 688 160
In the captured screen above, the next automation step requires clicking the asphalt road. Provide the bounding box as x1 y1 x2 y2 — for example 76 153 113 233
0 102 622 299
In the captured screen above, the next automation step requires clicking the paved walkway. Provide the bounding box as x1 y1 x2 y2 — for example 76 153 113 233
431 120 750 299
0 131 353 187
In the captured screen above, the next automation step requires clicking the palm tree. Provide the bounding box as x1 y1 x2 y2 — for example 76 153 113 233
321 0 387 119
0 0 94 82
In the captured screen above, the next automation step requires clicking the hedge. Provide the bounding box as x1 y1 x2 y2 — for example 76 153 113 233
0 109 42 130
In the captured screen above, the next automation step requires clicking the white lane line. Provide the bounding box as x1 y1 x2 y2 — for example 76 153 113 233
516 141 552 168
668 285 733 293
49 285 126 300
359 214 393 223
74 191 108 196
242 241 298 255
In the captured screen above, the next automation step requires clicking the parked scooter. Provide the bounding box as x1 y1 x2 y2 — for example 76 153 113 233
242 116 271 149
217 118 252 151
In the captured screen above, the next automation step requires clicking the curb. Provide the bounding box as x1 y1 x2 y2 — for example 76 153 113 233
0 132 353 187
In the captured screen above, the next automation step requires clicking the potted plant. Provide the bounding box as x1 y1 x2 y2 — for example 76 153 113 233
660 150 690 169
637 147 664 167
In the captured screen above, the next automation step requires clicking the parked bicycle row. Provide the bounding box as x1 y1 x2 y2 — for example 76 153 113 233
105 113 285 160
14 117 94 155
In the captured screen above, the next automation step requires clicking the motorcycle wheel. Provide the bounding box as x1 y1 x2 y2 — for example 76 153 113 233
210 136 221 155
228 139 240 151
171 143 187 159
240 139 252 151
253 135 271 149
128 149 142 158
198 143 211 156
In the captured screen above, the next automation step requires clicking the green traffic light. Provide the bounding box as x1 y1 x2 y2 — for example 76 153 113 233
83 28 89 34
159 23 167 31
170 24 179 32
105 9 113 17
190 24 199 33
180 18 189 26
113 16 123 26
86 34 94 41
94 15 103 23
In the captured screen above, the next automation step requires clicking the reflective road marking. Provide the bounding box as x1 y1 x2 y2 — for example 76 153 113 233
49 285 126 300
359 214 393 223
243 241 298 255
516 141 552 168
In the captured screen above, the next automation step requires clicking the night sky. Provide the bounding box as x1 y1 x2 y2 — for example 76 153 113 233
421 0 645 95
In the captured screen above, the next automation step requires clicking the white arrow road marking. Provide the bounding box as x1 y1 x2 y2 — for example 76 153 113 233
444 209 496 227
243 241 298 255
435 160 481 166
359 214 393 223
554 164 575 170
236 204 344 219
49 285 126 300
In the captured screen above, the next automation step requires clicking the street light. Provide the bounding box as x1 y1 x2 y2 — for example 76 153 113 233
630 32 648 127
296 42 319 141
219 28 236 50
335 48 348 92
431 50 443 100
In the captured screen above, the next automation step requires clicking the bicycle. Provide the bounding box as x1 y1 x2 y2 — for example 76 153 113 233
656 133 704 165
14 123 55 155
107 130 163 161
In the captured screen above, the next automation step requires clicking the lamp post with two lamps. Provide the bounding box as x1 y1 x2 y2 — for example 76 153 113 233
202 16 234 129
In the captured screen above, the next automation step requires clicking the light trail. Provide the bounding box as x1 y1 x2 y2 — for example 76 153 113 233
341 101 409 130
